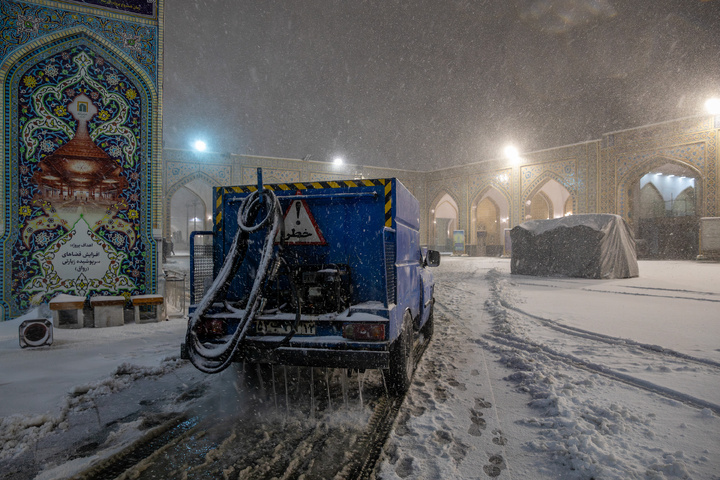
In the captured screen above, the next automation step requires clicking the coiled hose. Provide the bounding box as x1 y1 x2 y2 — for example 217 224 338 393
185 189 284 374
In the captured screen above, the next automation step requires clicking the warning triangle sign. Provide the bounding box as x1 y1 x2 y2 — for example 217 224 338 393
276 198 326 245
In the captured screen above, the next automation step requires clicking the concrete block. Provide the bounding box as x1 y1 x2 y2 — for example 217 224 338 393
49 294 86 329
131 294 165 323
90 296 126 328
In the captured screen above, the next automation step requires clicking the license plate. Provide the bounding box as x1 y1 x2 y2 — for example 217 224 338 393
257 321 316 335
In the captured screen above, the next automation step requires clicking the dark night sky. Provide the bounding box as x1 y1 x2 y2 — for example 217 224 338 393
163 0 720 171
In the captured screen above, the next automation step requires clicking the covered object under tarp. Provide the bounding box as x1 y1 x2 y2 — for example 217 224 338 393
510 214 639 279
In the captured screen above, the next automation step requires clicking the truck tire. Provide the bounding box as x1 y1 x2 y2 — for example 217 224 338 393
386 310 415 395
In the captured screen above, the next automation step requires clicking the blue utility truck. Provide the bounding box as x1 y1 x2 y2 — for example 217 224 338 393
183 175 439 394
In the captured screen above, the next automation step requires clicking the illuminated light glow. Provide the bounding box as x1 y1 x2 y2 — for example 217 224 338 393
705 97 720 115
194 140 207 152
504 145 520 162
333 156 344 165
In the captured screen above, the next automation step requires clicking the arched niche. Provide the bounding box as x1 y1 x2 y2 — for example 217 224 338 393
523 178 572 221
470 186 510 253
673 187 696 216
429 192 459 252
622 159 702 222
623 159 701 259
639 183 664 219
1 27 158 318
528 191 552 220
166 171 220 251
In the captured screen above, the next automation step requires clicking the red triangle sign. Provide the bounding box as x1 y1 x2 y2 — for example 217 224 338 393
276 198 326 245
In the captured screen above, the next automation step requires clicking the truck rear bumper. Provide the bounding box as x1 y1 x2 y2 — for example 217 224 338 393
237 344 390 370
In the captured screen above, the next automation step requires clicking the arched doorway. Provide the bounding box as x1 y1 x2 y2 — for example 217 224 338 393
471 186 510 256
170 183 211 254
430 193 459 253
528 192 552 220
524 178 573 221
631 162 700 259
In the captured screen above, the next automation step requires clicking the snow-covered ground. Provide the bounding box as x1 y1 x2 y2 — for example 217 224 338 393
1 256 719 479
379 257 720 480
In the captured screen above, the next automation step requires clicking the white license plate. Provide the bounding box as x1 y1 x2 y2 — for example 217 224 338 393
257 321 316 335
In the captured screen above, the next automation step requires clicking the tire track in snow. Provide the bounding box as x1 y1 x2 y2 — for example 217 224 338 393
441 277 720 370
482 271 720 416
512 280 720 303
435 263 720 479
480 331 720 416
500 303 720 371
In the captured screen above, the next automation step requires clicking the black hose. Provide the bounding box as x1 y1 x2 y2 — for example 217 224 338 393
184 189 283 374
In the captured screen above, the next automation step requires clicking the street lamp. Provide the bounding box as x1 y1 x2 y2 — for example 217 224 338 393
333 156 344 166
705 98 720 115
193 140 207 152
504 145 521 165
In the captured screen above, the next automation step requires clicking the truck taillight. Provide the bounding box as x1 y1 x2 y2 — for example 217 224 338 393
342 323 385 341
198 319 226 337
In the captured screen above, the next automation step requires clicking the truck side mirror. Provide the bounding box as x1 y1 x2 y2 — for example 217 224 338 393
425 249 441 267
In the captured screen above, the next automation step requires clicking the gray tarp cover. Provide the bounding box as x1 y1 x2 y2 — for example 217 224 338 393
510 214 639 279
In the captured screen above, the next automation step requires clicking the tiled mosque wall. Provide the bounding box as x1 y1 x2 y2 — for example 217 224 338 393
1 0 163 321
162 149 426 242
164 115 717 251
601 116 718 222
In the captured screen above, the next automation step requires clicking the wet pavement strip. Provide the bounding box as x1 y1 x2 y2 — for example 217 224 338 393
2 363 208 480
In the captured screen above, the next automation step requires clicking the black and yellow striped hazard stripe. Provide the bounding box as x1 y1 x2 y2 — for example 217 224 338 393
215 178 393 228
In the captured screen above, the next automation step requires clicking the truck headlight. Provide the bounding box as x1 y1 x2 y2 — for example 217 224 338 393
342 323 385 341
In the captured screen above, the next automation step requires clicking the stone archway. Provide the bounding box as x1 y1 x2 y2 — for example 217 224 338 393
165 171 220 254
470 185 511 256
528 191 552 220
429 192 459 252
623 159 702 259
522 177 574 221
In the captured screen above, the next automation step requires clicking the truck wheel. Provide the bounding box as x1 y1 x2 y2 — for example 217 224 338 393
386 311 415 395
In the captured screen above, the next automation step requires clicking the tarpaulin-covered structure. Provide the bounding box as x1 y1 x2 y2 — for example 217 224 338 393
510 214 639 279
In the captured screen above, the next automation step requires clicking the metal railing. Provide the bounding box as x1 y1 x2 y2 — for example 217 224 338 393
190 231 215 305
